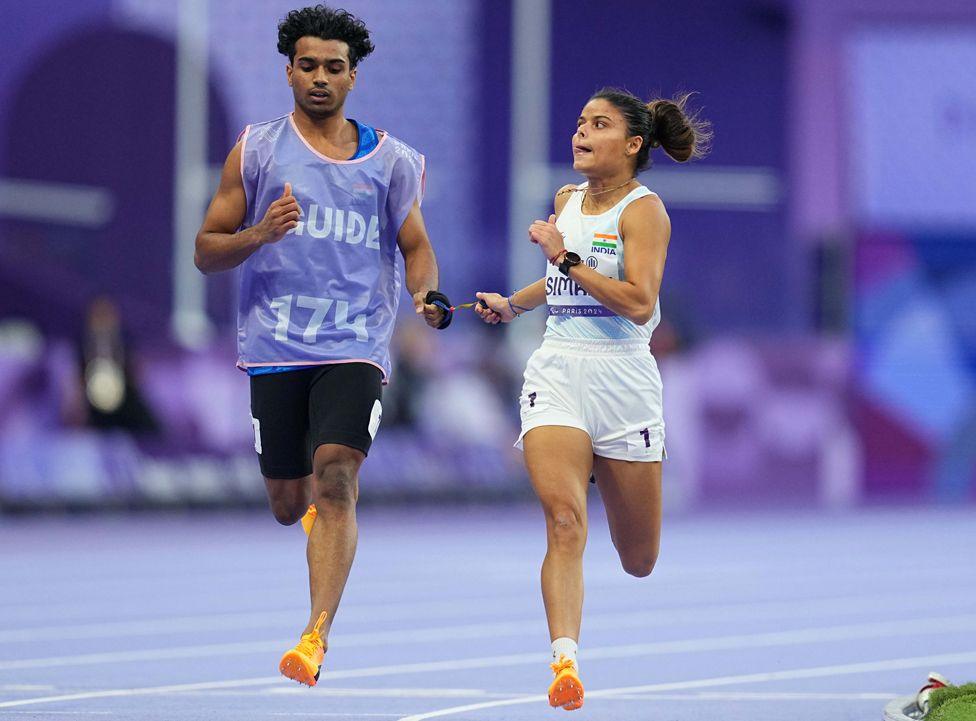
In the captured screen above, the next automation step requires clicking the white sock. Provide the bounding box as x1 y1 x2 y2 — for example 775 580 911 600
551 637 578 671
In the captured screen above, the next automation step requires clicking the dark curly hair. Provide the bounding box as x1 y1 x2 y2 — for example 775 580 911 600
277 5 375 67
591 88 712 172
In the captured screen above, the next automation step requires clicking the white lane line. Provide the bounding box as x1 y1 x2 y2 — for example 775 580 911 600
3 616 976 709
591 653 976 700
186 687 515 699
0 677 284 710
268 715 402 718
0 586 966 645
608 691 897 701
0 686 897 702
395 651 976 721
0 713 113 716
4 611 976 672
0 714 399 719
262 687 499 699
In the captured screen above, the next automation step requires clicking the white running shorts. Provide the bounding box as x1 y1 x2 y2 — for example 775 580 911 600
515 337 666 462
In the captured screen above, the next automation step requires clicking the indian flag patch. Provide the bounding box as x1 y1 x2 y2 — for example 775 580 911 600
591 233 618 255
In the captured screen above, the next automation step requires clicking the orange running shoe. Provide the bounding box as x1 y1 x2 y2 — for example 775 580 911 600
548 655 584 711
279 611 327 686
300 504 317 536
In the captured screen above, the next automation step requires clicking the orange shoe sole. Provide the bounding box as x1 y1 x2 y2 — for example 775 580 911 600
279 650 321 687
549 673 584 711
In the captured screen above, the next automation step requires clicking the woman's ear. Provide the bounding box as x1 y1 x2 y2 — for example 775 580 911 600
626 135 644 157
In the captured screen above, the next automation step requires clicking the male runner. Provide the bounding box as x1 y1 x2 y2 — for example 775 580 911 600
194 5 452 685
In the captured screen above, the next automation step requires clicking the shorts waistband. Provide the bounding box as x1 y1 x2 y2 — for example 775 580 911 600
541 336 651 356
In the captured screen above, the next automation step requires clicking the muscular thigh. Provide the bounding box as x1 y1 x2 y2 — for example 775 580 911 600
593 457 662 554
523 426 594 513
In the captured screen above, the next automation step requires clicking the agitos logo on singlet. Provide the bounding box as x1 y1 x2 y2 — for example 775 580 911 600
287 203 381 249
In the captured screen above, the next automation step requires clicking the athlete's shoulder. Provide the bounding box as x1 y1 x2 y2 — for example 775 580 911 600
626 186 665 211
554 183 581 214
247 113 291 130
620 187 670 235
376 130 423 159
240 114 292 143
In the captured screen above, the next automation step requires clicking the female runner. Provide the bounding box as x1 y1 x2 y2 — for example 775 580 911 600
476 88 710 711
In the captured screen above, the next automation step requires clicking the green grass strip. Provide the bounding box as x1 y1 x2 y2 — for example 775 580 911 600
929 683 976 721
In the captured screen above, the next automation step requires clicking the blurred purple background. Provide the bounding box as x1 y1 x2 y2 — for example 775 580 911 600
1 0 974 510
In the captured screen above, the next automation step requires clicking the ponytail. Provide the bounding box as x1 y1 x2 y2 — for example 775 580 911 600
646 93 712 164
590 87 712 172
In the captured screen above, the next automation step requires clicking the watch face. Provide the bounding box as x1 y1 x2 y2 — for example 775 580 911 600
565 252 582 264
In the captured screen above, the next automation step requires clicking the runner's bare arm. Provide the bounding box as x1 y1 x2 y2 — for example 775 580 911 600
475 279 546 324
475 185 573 324
194 142 301 274
396 201 444 326
555 195 669 325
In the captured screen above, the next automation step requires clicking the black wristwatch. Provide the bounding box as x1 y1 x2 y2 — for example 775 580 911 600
558 251 582 276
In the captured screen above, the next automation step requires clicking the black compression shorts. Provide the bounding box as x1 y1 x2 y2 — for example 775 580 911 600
248 363 383 479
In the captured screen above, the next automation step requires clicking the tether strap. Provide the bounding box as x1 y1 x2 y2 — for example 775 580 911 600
424 290 454 330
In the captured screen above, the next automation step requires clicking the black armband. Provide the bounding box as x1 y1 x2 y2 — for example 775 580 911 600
424 290 454 330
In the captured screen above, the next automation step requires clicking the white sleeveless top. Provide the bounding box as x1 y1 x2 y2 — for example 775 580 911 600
544 183 661 341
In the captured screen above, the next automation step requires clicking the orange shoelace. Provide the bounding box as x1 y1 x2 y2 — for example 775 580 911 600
295 611 328 656
550 656 577 676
